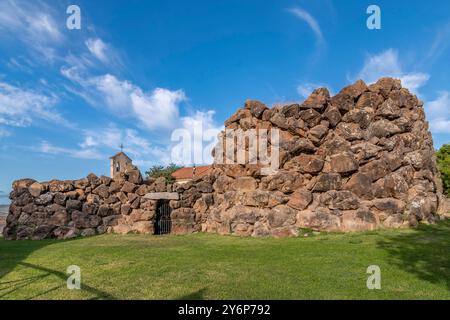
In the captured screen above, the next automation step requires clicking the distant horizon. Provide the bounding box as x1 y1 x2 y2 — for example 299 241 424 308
0 190 10 205
0 203 9 210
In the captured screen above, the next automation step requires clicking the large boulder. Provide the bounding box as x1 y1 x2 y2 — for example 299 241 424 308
125 165 143 184
330 152 359 174
268 205 297 228
287 190 312 210
245 100 268 118
296 209 341 231
320 190 360 210
285 155 324 173
313 173 342 192
341 209 378 231
49 180 74 193
28 182 46 197
32 225 55 240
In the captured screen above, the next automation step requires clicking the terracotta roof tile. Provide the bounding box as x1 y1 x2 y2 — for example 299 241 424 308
171 166 211 180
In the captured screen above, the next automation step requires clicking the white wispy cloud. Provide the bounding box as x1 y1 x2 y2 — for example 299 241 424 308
0 127 11 138
6 57 35 73
90 74 136 114
84 37 122 67
171 110 222 166
398 73 430 94
37 140 103 160
0 0 63 61
80 127 166 160
40 111 222 166
37 126 173 165
131 87 185 130
78 111 223 167
85 38 109 63
61 68 186 130
59 47 220 164
354 49 429 94
0 0 220 170
0 1 123 71
427 91 450 117
288 7 324 45
424 91 450 134
425 22 450 65
0 81 65 127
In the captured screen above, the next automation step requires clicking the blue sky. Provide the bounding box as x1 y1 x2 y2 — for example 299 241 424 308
1 0 450 203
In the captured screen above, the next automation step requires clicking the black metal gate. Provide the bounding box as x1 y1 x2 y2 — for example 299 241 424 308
154 200 172 235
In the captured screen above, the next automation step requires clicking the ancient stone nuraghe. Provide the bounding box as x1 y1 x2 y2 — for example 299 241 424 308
205 78 443 236
3 78 444 240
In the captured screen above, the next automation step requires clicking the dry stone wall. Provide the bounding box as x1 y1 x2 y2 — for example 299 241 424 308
3 166 214 240
3 77 443 240
204 77 442 236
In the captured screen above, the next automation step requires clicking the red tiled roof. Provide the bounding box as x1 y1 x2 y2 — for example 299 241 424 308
171 166 211 180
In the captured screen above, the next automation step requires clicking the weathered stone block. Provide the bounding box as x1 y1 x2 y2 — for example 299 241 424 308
330 152 359 174
144 192 179 200
121 181 137 194
268 205 297 228
232 177 257 192
313 173 342 192
287 190 312 210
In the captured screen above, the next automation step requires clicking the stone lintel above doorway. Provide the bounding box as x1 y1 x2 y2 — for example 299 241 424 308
143 192 179 200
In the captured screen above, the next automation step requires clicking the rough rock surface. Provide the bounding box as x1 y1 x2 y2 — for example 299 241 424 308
205 78 442 236
3 78 444 239
3 162 213 240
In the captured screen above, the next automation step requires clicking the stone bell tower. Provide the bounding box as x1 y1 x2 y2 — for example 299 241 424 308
110 146 132 179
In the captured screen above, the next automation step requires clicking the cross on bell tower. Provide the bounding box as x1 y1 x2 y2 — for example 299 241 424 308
110 145 132 179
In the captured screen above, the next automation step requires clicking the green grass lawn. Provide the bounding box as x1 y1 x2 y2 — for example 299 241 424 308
1 220 449 300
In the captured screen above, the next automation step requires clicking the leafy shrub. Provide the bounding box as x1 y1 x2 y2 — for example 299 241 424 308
436 144 450 196
145 163 182 183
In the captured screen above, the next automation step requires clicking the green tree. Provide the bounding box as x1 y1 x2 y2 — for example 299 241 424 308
436 144 450 196
145 163 182 183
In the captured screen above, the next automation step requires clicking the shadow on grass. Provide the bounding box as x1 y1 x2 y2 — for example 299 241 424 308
19 262 115 299
177 288 207 300
377 219 450 291
0 274 51 298
0 237 115 299
0 239 51 281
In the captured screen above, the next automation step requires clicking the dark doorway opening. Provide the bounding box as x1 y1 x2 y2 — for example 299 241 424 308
154 200 172 235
